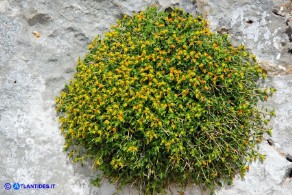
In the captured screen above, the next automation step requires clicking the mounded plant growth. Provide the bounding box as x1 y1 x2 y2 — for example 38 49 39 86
55 7 275 194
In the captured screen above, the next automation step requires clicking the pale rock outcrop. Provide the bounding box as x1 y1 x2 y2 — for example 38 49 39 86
0 0 291 194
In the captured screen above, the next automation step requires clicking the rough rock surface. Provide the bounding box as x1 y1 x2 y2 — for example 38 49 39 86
0 0 291 195
196 0 292 75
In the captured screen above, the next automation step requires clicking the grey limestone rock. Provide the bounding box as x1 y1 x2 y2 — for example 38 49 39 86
0 0 291 194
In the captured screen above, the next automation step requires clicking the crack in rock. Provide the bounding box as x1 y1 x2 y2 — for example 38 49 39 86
27 13 51 26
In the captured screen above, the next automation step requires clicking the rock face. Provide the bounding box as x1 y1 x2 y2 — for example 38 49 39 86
0 0 291 195
196 0 292 75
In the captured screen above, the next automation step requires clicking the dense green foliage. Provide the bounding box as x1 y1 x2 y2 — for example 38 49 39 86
55 7 275 194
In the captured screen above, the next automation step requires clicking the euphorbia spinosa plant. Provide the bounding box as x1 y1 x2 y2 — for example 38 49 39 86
55 6 275 194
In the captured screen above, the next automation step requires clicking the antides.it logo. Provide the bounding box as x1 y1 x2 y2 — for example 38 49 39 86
3 182 20 190
4 182 56 190
13 183 20 190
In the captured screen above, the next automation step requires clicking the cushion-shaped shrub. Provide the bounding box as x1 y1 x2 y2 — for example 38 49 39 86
55 6 275 194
